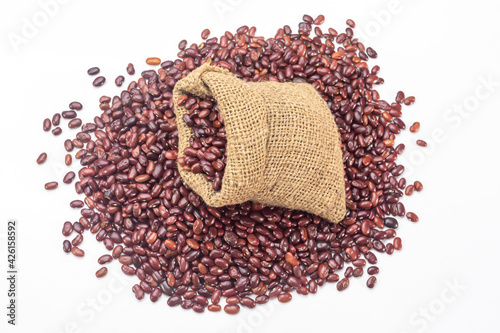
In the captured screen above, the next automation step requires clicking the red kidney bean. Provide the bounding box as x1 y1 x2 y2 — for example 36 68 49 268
63 240 72 253
62 110 77 119
224 304 240 314
121 265 135 275
150 288 162 302
43 118 51 131
72 234 83 246
337 278 350 291
71 247 84 257
112 245 123 259
95 267 107 278
405 184 415 196
64 139 74 152
410 122 420 133
416 140 427 147
367 276 377 288
132 285 144 300
93 76 106 87
45 181 58 190
62 221 73 236
98 255 113 265
52 127 62 136
115 75 125 87
277 293 292 303
36 152 47 164
201 28 210 39
406 212 419 222
52 113 61 126
208 304 221 312
367 266 379 275
68 119 82 129
70 200 84 208
63 172 75 184
69 101 83 110
123 65 135 77
414 181 423 191
353 267 364 277
366 47 377 58
404 96 416 105
65 154 72 166
87 67 100 75
384 217 398 229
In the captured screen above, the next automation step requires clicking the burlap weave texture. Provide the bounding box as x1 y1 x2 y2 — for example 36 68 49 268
173 62 346 222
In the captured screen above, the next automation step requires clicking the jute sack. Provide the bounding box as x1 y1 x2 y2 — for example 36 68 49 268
173 61 346 222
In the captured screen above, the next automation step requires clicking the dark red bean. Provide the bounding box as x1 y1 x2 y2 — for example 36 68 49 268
112 245 123 259
410 122 420 133
346 19 355 28
150 288 162 302
52 127 62 136
63 172 76 184
65 154 72 166
224 304 240 314
405 184 415 196
416 140 427 147
367 276 377 288
87 67 100 75
64 139 74 152
314 15 325 25
115 75 125 87
404 96 416 105
63 240 72 253
240 297 256 308
45 181 58 190
36 152 47 164
302 14 313 23
384 217 398 229
95 267 108 278
52 113 61 126
62 110 77 119
121 265 135 275
93 76 106 87
69 101 83 110
71 236 83 249
126 63 135 75
62 221 73 236
71 247 84 257
367 266 379 275
98 255 113 265
414 181 423 191
70 200 84 208
337 278 350 291
76 132 91 143
278 292 292 303
201 28 210 39
43 118 51 131
366 47 377 58
406 212 419 222
208 304 221 312
133 285 145 300
68 118 82 129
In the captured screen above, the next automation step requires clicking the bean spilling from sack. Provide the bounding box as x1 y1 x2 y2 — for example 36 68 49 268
38 14 422 314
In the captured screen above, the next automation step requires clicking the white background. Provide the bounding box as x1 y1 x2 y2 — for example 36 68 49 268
1 0 499 332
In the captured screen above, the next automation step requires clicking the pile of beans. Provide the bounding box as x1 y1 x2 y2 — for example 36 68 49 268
178 97 227 191
39 14 423 314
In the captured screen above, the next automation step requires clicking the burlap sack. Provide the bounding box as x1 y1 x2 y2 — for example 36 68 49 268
173 62 346 222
